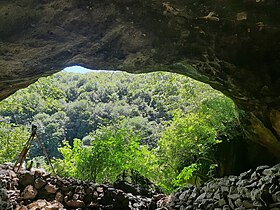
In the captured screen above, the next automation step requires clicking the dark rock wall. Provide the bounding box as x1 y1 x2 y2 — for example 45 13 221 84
214 138 279 177
1 0 280 158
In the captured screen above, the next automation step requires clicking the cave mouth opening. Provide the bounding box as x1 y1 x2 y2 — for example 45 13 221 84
0 66 277 192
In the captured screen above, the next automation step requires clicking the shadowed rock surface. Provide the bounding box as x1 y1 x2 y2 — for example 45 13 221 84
1 0 280 158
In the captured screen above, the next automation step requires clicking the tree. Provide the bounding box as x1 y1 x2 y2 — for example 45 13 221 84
0 123 29 164
0 71 241 193
156 89 238 191
31 111 70 158
54 121 159 184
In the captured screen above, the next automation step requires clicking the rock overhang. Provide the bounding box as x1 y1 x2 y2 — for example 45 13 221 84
1 0 280 157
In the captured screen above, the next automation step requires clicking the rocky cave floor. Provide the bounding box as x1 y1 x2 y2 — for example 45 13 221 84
1 163 280 210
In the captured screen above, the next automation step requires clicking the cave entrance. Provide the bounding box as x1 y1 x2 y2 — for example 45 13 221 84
0 66 277 191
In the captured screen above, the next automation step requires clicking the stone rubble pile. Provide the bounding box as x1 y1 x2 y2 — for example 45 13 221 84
0 163 161 210
167 164 280 210
0 163 20 210
2 163 280 210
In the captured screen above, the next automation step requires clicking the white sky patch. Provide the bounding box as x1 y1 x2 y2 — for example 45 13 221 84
63 66 118 74
63 66 93 73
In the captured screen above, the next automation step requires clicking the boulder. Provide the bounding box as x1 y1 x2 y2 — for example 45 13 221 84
22 185 37 200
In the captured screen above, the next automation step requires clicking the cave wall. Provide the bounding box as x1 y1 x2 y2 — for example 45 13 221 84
1 0 280 158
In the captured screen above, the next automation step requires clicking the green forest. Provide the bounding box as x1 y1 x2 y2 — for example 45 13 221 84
0 71 240 193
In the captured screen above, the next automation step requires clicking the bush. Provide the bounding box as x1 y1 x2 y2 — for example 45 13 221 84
53 121 159 184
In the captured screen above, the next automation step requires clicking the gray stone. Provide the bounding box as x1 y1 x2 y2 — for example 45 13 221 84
269 184 278 194
270 202 280 208
213 192 221 201
272 163 280 171
179 191 189 201
237 180 251 187
72 193 80 200
206 203 214 210
206 192 213 199
251 171 259 180
260 175 273 183
234 198 243 207
272 191 280 202
206 182 219 192
195 192 206 202
251 188 261 201
256 165 270 173
262 168 274 176
55 192 63 202
220 186 229 193
228 198 235 209
65 200 85 208
45 202 62 210
19 172 34 187
242 200 254 208
222 205 230 210
252 200 262 207
219 179 230 186
240 169 253 180
174 204 181 209
217 199 226 207
245 181 257 189
34 177 46 189
235 207 245 210
45 183 58 194
179 206 186 210
229 186 238 195
238 187 251 198
228 194 239 200
22 185 37 200
228 176 237 183
190 190 198 200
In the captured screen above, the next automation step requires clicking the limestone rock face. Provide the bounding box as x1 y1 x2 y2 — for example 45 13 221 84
1 0 280 157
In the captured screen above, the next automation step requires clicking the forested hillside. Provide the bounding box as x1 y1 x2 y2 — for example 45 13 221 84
0 71 239 192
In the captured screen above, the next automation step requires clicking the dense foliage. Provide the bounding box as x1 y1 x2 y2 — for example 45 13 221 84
54 121 158 184
0 71 240 192
0 123 29 163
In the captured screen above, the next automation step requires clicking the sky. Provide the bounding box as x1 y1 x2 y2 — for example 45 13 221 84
63 66 93 74
63 66 117 74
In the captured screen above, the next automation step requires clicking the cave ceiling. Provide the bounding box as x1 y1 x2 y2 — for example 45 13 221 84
1 0 280 157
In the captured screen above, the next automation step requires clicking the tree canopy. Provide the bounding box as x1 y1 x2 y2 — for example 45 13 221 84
0 71 240 192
